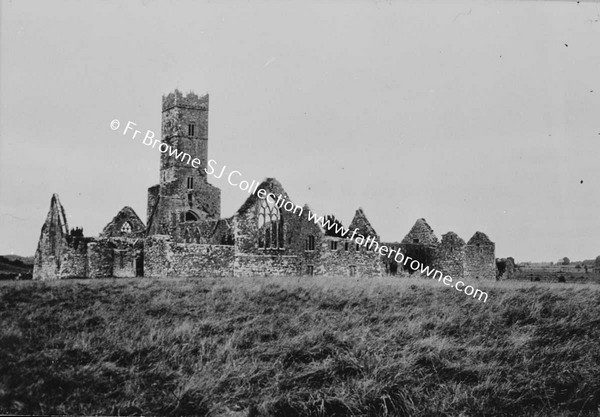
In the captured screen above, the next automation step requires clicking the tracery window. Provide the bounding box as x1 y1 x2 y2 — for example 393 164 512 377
121 221 132 233
258 198 284 249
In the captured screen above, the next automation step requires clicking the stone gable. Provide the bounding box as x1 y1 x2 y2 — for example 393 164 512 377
401 218 438 246
100 206 145 238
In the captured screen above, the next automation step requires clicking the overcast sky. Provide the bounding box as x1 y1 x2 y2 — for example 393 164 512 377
1 0 600 262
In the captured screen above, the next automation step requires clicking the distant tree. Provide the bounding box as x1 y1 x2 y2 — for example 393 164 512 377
584 265 589 273
323 215 346 238
562 257 570 266
575 264 582 270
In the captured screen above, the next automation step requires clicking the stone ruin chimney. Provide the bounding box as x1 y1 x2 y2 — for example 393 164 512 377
33 193 69 280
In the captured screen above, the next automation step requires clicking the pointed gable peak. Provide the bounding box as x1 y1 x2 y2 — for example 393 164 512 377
236 177 295 216
402 218 438 245
101 206 145 238
33 193 70 280
349 207 378 238
467 231 493 246
46 193 69 236
440 231 465 247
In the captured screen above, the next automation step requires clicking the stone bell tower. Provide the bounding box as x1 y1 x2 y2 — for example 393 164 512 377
146 89 221 236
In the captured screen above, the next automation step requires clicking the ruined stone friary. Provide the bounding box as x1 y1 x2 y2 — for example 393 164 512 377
33 90 496 280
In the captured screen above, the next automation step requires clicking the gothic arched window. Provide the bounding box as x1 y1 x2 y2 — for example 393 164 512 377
258 197 284 249
185 211 199 222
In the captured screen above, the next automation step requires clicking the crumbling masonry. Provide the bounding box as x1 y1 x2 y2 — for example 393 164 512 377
33 90 496 280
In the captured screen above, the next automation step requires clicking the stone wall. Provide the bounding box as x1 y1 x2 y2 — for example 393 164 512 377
87 240 114 278
144 235 234 278
379 242 406 276
434 232 466 279
144 235 171 278
464 232 496 280
234 254 301 277
146 180 221 236
170 243 234 277
320 236 384 276
176 218 234 244
496 257 515 280
58 237 90 278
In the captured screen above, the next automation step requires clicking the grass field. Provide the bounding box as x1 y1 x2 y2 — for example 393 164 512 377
513 266 600 284
1 276 599 416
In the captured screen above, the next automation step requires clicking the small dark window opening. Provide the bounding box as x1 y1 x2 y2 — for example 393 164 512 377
307 265 314 276
344 241 349 251
188 124 195 136
278 218 284 249
185 211 199 221
356 243 360 251
413 238 419 244
187 177 194 190
306 235 315 251
330 241 337 250
349 265 356 277
119 252 124 268
271 222 278 248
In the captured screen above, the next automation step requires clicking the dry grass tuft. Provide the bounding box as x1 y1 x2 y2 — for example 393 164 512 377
0 277 599 416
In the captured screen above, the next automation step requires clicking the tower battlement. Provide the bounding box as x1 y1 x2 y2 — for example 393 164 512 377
162 89 209 112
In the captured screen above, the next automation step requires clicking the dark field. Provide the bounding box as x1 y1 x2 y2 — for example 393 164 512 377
1 277 599 416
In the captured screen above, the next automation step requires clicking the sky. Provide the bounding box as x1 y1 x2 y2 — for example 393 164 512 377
1 0 600 262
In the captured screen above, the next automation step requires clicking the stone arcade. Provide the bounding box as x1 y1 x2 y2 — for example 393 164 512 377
33 90 496 280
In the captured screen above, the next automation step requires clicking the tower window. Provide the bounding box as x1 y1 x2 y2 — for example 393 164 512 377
185 211 199 221
187 177 194 190
330 241 338 250
306 235 315 251
344 241 349 251
306 265 314 276
120 222 132 233
413 238 419 244
349 265 356 277
188 123 195 136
